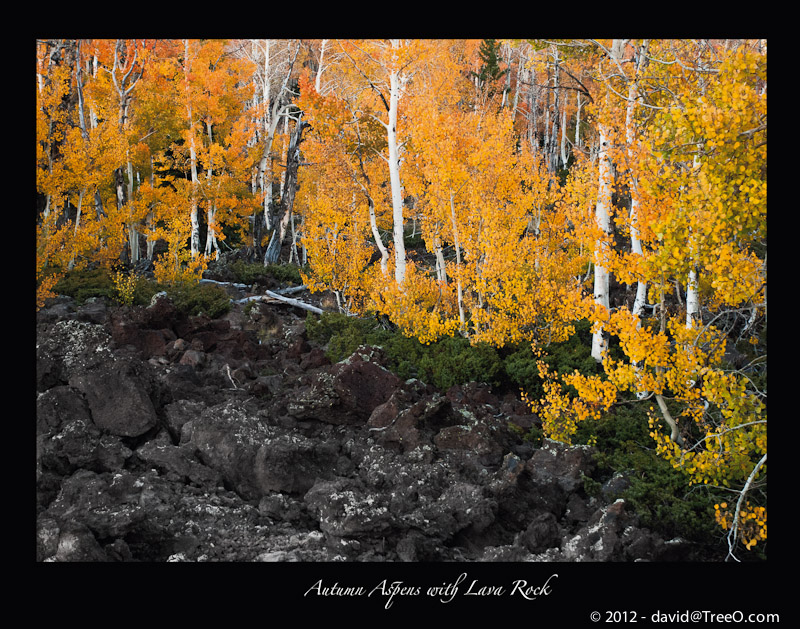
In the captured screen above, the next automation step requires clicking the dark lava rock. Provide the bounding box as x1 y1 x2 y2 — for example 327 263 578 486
35 287 697 563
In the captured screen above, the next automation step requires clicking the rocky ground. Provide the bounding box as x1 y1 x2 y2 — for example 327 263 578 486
36 275 697 563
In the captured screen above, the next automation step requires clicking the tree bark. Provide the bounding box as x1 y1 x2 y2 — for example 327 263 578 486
685 267 700 328
367 195 390 276
204 120 220 260
264 116 307 265
591 39 626 363
387 42 407 284
184 40 201 258
257 40 301 251
591 122 613 362
67 187 86 270
450 191 465 331
351 109 389 276
626 40 650 320
315 39 328 94
435 241 447 285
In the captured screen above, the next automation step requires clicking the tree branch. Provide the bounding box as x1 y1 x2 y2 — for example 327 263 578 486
726 452 767 562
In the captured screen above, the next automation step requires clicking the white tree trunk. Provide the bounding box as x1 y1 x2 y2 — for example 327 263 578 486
127 158 140 264
204 121 220 260
591 122 613 362
258 40 300 242
387 47 407 284
146 158 156 260
205 201 219 259
625 40 650 319
435 242 447 284
184 40 201 258
68 187 86 271
128 224 140 264
685 267 700 328
259 39 274 231
450 191 465 331
315 39 327 94
188 131 200 258
591 39 628 363
368 198 390 276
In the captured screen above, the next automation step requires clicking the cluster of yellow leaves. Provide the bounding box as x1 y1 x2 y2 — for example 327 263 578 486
647 361 766 550
526 360 615 445
153 250 208 287
112 269 139 306
370 261 461 344
638 48 766 303
150 215 209 286
714 502 767 550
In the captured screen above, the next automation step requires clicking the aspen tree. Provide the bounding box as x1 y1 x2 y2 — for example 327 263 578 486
183 40 201 258
589 38 627 362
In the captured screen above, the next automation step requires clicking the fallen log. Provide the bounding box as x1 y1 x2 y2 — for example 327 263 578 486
272 284 308 295
234 290 323 315
199 278 249 289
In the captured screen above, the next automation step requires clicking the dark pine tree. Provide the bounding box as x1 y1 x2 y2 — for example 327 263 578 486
472 39 507 99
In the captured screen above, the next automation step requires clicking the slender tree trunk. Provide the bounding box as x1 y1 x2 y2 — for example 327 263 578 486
111 40 144 262
127 157 140 264
261 39 274 233
315 39 327 94
387 43 407 284
685 267 700 328
258 39 300 247
450 191 465 331
591 39 627 363
435 240 447 285
685 154 702 328
146 157 156 260
188 130 200 258
67 187 86 270
591 122 613 362
367 196 390 276
184 40 201 258
204 120 221 260
560 107 568 170
75 40 89 142
551 47 561 174
87 49 105 220
512 51 523 122
622 40 653 405
264 116 307 265
289 210 301 265
626 40 650 320
351 107 390 276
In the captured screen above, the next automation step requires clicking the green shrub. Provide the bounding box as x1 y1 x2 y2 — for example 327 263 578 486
501 318 601 399
54 267 117 303
578 403 724 552
267 263 304 285
53 265 230 318
229 260 306 287
416 336 503 390
306 312 504 390
167 281 231 318
229 260 272 285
